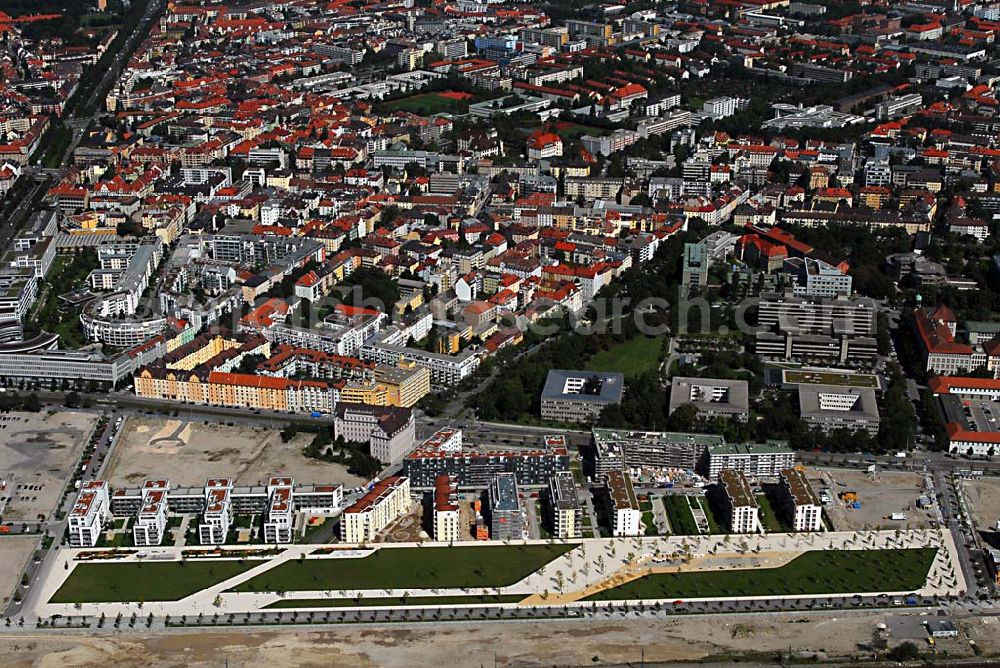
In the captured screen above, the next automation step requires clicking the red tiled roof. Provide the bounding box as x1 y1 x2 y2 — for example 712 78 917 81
913 308 971 355
929 376 1000 394
947 423 1000 443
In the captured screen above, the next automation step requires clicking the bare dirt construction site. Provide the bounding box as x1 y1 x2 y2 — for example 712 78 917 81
0 537 37 608
104 418 368 489
0 411 99 521
0 610 989 667
808 467 932 531
961 476 1000 529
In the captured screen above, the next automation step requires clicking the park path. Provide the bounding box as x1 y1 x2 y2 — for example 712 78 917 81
26 529 963 619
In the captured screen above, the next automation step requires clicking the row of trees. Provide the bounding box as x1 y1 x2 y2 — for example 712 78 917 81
0 392 42 413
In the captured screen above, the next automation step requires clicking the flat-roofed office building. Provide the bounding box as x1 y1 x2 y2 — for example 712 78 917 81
669 377 749 422
541 370 624 423
798 384 880 435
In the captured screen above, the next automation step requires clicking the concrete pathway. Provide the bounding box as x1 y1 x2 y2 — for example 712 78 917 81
24 529 964 620
651 497 671 534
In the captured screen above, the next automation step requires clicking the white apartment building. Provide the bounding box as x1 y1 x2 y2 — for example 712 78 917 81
876 93 922 120
263 478 295 544
606 470 641 537
705 441 796 480
199 479 234 545
703 96 738 119
373 149 440 170
433 475 461 543
564 177 626 200
718 469 761 534
340 476 411 543
779 468 823 532
11 230 56 279
948 218 990 241
421 428 463 453
437 38 468 60
864 161 892 187
68 481 111 548
548 471 583 539
581 129 640 157
132 480 169 546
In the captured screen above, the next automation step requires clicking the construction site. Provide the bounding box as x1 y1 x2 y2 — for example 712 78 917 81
807 467 936 531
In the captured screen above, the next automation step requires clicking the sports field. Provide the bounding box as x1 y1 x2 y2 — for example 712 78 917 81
232 544 576 593
583 548 936 601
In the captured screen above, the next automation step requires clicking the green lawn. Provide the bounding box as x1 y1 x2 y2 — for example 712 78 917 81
756 494 792 533
642 511 658 536
265 594 526 609
554 123 607 139
381 93 468 115
663 496 699 535
50 560 265 603
232 544 576 593
583 549 936 601
105 533 127 548
586 335 665 378
695 497 722 534
639 500 658 535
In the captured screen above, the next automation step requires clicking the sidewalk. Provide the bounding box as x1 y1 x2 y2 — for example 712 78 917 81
24 529 964 620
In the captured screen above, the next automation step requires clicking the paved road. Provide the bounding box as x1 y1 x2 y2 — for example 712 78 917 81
73 0 167 117
30 390 1000 484
0 177 47 250
797 449 1000 475
8 595 967 633
35 391 332 430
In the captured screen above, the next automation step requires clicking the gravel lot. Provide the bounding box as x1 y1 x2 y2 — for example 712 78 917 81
961 477 1000 530
104 417 367 489
0 411 99 521
0 610 958 667
0 537 36 608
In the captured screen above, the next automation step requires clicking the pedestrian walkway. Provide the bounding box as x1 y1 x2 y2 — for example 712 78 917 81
25 529 964 620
